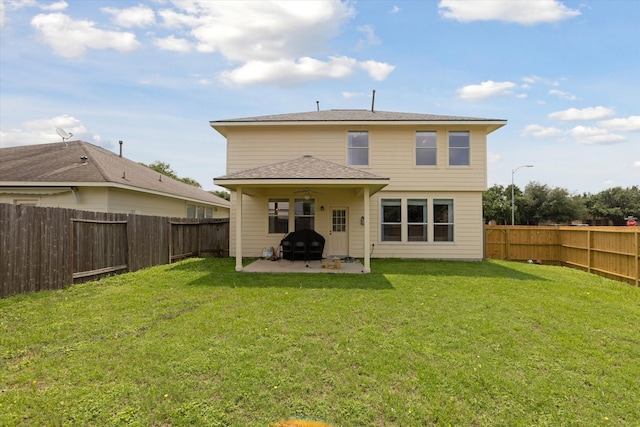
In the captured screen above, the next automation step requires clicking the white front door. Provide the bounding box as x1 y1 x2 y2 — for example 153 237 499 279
327 207 349 256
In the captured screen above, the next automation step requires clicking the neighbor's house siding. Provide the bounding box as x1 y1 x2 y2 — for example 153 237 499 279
107 187 187 216
1 186 229 218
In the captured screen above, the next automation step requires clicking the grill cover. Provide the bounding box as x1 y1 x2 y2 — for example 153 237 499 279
280 229 325 260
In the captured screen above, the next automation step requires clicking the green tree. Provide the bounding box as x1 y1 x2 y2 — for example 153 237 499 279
142 161 202 188
211 190 230 201
483 184 511 224
585 186 640 225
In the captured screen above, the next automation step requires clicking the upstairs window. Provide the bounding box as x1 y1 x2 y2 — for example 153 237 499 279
348 131 369 166
268 199 289 234
416 131 437 166
449 131 470 166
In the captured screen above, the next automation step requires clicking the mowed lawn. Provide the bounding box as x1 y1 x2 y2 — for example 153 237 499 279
1 258 639 426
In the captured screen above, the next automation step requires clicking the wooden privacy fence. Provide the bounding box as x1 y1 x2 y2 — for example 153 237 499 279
0 204 229 298
485 225 640 286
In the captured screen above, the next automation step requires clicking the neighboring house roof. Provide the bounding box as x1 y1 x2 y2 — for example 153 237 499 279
0 141 229 207
215 155 390 195
210 109 507 136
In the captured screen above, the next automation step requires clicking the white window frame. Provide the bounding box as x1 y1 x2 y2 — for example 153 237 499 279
433 199 455 242
348 131 369 166
448 131 470 166
415 131 437 166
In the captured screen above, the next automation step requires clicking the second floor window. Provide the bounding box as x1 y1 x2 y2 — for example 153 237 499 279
416 131 437 166
348 131 369 166
449 131 470 166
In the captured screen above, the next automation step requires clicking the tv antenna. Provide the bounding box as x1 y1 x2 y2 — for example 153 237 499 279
56 128 73 146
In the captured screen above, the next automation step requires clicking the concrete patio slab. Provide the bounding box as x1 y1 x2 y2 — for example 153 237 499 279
243 258 365 274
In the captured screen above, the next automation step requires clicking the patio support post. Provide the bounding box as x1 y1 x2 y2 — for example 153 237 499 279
363 185 371 273
235 186 243 271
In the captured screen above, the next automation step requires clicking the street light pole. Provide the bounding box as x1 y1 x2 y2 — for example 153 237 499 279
511 164 534 225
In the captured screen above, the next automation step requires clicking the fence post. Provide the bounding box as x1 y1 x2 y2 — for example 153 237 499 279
168 221 173 264
69 218 74 285
587 228 592 274
635 230 639 287
505 228 511 261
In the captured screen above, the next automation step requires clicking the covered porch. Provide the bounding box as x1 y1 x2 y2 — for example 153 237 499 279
214 155 389 274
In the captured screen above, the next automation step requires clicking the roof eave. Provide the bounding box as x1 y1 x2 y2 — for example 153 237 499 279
214 178 390 196
1 181 230 208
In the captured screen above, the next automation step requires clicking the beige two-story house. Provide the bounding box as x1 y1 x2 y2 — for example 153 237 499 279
211 109 506 272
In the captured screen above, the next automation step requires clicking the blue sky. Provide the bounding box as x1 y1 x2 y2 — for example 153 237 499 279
1 0 638 194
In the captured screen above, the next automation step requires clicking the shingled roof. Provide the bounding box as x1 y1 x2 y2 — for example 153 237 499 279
212 109 505 123
0 141 229 207
216 155 388 181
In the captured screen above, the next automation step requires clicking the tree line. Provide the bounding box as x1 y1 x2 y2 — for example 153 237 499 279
483 183 640 226
141 161 230 200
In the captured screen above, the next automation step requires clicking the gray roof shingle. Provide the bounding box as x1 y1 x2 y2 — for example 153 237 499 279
216 155 388 181
0 141 229 207
211 109 505 124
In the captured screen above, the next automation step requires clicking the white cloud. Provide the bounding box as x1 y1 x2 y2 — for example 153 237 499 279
0 115 101 147
549 89 577 100
220 56 358 86
166 0 354 62
154 35 192 52
570 126 625 145
31 13 140 58
632 161 640 168
342 92 364 98
439 0 580 25
487 153 501 163
457 80 517 100
522 124 564 138
598 116 640 132
549 106 615 121
41 1 68 12
102 5 155 28
389 5 401 14
358 60 395 81
356 25 381 49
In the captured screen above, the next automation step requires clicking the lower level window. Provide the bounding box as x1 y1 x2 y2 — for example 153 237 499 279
433 199 454 241
294 199 315 230
187 204 213 218
408 199 428 242
268 199 289 234
381 199 401 241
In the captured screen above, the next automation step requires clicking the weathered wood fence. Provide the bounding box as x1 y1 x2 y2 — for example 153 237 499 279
0 203 229 298
485 225 640 286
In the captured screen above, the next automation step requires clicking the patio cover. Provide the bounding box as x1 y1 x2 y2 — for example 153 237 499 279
214 155 390 273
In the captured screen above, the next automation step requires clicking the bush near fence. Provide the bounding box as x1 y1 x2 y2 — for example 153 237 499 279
485 225 640 286
0 203 229 298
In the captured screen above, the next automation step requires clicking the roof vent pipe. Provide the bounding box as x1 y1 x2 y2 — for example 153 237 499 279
316 101 319 111
371 90 376 112
119 140 123 157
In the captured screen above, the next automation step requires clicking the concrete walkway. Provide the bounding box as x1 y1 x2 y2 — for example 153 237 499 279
243 258 365 274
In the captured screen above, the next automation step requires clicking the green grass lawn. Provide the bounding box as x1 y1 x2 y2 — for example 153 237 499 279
1 258 639 426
